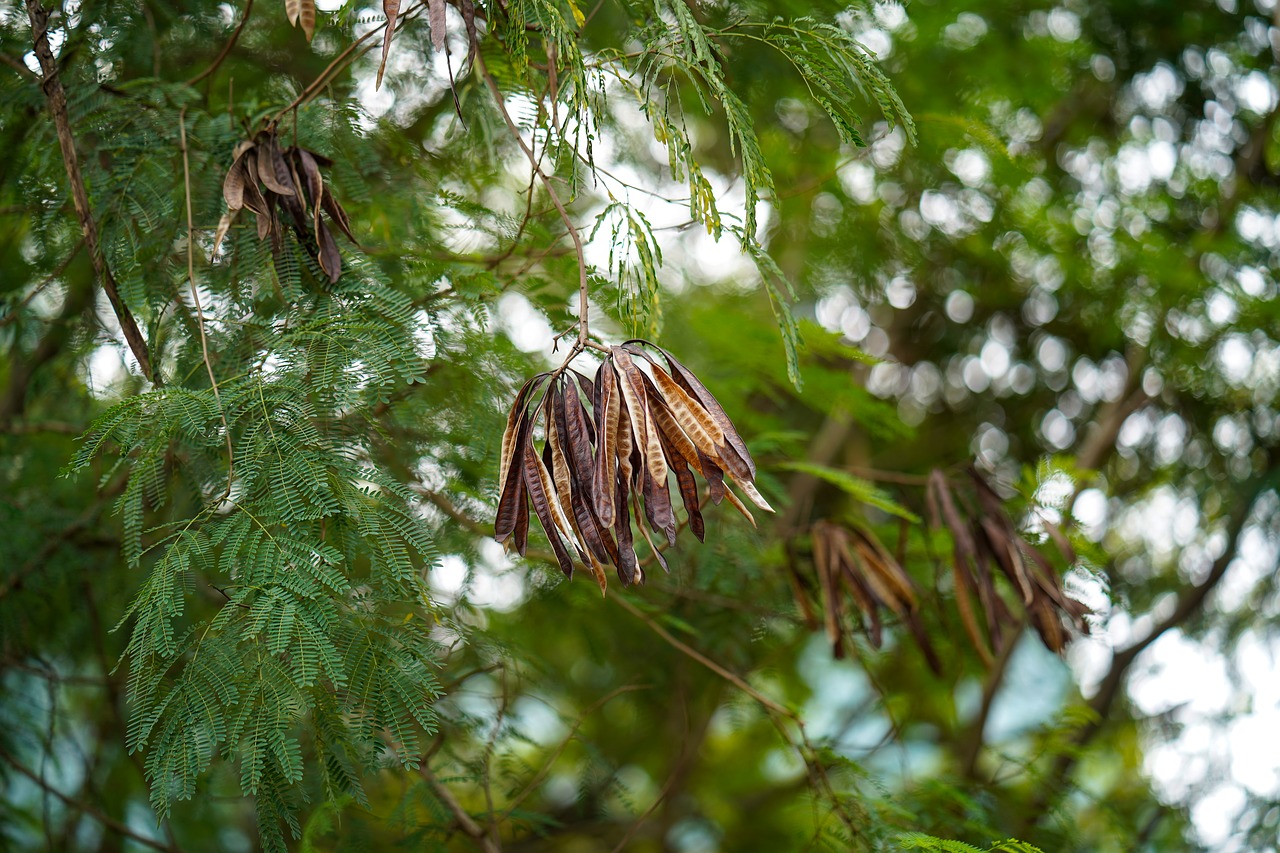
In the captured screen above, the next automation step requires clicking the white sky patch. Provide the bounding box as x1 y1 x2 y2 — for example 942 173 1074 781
497 292 554 354
1133 63 1185 112
1235 69 1278 115
1115 143 1153 194
430 554 469 602
1130 630 1231 717
1216 334 1253 385
942 12 988 50
945 289 974 323
948 149 990 186
1073 488 1108 539
1046 8 1081 42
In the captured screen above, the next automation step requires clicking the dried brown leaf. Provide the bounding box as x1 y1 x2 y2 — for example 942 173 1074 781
299 0 316 40
427 0 447 51
378 0 401 88
316 220 341 283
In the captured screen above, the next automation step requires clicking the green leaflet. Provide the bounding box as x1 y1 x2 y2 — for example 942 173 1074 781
776 461 920 523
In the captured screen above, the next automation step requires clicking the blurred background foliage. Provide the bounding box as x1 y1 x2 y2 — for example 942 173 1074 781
1 0 1278 851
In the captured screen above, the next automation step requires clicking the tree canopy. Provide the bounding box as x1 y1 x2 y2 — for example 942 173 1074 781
1 0 1278 851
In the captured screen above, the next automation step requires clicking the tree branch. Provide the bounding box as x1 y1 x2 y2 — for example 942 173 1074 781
0 474 127 600
476 50 594 351
0 743 184 853
25 0 155 382
185 0 254 87
1023 458 1278 830
179 108 233 497
420 764 502 853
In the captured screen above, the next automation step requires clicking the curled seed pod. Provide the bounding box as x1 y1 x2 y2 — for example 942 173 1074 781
493 341 772 592
810 521 940 673
213 128 354 284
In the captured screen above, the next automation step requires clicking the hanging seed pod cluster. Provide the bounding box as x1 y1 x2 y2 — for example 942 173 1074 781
494 341 773 592
926 469 1091 657
215 129 355 283
811 520 941 673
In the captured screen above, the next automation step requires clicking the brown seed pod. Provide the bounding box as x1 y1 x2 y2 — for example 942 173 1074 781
493 341 772 592
214 129 354 284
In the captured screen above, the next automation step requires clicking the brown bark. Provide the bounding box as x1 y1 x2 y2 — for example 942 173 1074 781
25 0 155 382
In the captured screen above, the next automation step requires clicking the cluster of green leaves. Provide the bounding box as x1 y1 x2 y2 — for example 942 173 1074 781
71 148 442 847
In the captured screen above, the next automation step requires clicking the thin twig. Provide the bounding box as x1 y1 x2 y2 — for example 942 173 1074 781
608 727 696 853
476 51 593 349
271 3 425 124
0 51 34 78
501 684 649 819
1021 456 1279 832
179 108 234 497
614 592 866 839
186 0 254 87
25 0 155 381
0 744 184 853
421 764 502 853
613 595 789 716
0 475 126 601
0 239 84 329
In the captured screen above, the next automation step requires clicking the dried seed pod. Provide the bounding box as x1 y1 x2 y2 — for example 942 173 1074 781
923 468 1092 659
212 129 354 284
493 341 772 592
810 521 940 673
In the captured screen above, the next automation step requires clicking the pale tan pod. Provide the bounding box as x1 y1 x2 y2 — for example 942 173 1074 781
650 362 724 453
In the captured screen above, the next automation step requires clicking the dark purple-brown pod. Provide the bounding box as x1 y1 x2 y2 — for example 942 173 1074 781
551 386 610 566
239 151 270 218
321 187 356 242
640 468 677 548
258 135 296 197
613 472 638 585
522 441 574 578
512 480 530 556
561 382 597 497
494 409 533 543
316 220 342 283
978 516 1034 606
696 447 727 505
592 364 621 526
659 427 704 542
294 148 325 209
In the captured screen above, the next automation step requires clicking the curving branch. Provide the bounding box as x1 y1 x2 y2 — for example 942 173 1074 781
24 0 156 382
185 0 254 87
1022 453 1279 831
0 743 184 853
475 50 597 356
421 764 502 853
